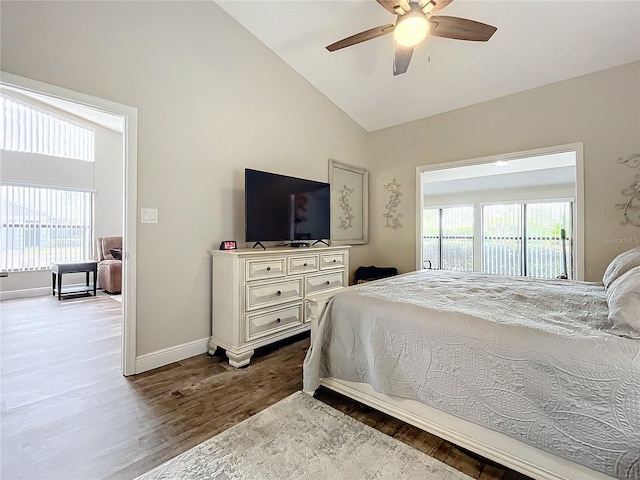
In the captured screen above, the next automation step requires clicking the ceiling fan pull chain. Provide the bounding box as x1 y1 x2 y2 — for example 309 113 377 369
427 33 431 63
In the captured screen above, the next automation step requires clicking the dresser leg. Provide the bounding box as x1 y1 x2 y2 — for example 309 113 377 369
226 350 254 368
207 339 218 356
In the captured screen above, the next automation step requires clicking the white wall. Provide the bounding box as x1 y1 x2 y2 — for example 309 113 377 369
0 1 367 356
94 127 124 241
363 61 640 281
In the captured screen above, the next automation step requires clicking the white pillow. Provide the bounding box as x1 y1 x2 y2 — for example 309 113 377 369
606 265 640 333
602 246 640 288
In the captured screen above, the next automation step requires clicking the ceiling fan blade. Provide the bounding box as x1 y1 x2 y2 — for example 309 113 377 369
326 24 394 52
428 16 497 41
376 0 411 15
419 0 453 15
393 42 414 76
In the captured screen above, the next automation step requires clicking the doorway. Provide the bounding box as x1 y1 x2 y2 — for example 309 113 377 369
416 143 585 281
1 71 138 375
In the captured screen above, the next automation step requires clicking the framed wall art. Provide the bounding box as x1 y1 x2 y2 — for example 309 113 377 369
329 159 368 245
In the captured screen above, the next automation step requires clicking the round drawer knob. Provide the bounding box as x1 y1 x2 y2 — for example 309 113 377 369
276 290 282 296
275 318 281 324
332 259 337 263
266 267 271 271
325 280 330 285
303 263 307 267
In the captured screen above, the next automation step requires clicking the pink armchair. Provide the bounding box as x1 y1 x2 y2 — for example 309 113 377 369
96 236 122 294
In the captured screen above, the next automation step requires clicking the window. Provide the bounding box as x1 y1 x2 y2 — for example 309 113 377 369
0 94 95 161
422 208 440 269
483 204 522 276
483 201 572 278
524 202 572 279
1 184 94 272
422 206 473 271
423 201 573 279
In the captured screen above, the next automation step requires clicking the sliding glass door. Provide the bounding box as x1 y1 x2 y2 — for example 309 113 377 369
422 201 573 279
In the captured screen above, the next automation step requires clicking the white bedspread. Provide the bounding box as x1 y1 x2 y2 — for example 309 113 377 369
303 270 640 479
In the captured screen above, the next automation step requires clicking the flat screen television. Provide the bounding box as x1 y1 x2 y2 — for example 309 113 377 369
245 168 330 246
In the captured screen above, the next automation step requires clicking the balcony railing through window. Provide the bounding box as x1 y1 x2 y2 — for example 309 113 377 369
423 201 573 279
1 184 94 272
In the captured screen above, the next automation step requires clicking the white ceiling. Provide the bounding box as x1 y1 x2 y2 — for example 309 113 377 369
217 0 640 132
422 151 575 182
424 166 576 195
422 152 576 195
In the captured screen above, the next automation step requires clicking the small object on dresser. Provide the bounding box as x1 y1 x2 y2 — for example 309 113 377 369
219 240 237 251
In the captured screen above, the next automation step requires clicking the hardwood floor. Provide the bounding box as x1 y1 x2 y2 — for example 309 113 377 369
0 294 529 480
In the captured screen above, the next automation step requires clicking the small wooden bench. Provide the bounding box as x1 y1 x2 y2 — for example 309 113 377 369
51 261 98 300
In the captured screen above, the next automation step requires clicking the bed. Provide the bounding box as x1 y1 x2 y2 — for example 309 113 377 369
303 269 640 480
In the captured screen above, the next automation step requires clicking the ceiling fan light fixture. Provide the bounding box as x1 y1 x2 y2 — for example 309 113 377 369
394 13 429 47
421 0 436 14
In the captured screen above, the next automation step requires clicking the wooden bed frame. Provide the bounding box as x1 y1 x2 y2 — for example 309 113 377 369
304 282 614 480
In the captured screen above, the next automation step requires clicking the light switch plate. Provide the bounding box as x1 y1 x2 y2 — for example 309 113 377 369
141 208 158 224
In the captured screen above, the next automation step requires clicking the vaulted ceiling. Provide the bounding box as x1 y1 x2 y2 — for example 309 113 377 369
217 1 640 131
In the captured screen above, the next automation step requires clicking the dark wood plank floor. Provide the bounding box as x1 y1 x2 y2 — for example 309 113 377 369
1 294 529 480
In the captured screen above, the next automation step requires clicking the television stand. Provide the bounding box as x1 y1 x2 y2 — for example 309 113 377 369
312 239 329 247
252 241 266 250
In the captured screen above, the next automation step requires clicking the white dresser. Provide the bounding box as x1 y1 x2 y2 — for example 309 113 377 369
208 246 350 367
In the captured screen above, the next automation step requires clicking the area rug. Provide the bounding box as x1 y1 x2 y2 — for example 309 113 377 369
135 391 471 480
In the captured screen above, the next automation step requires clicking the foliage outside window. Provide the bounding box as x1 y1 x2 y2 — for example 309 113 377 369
424 201 573 279
423 206 474 271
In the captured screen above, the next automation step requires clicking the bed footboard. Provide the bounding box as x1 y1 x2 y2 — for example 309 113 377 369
317 378 613 480
306 275 396 340
306 289 337 341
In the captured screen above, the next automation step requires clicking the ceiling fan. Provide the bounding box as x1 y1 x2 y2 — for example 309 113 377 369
326 0 497 76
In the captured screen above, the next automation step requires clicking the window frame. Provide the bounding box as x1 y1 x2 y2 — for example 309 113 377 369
416 143 585 280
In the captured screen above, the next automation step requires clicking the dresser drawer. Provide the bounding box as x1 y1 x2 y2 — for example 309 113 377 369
288 255 319 275
246 258 286 281
305 271 344 295
246 304 303 341
246 278 303 311
320 252 346 270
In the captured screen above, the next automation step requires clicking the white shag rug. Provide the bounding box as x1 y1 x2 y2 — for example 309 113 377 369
135 391 472 480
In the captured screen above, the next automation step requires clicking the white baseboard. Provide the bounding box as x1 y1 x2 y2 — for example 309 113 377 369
1 286 55 301
135 336 210 374
1 283 96 301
